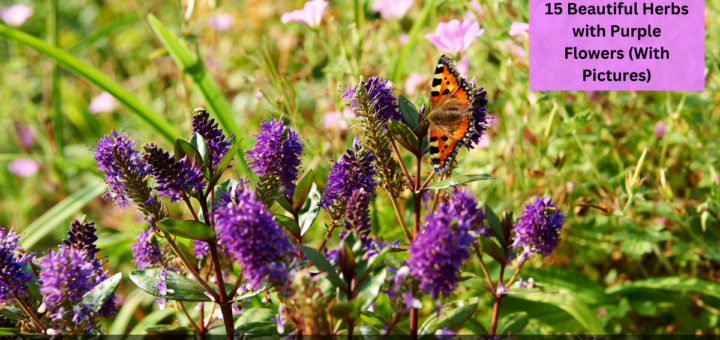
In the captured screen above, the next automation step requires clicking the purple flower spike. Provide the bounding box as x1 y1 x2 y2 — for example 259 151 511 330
191 109 234 171
342 76 402 123
63 219 100 260
245 118 304 198
0 228 33 305
152 267 174 310
450 189 492 236
466 88 489 149
406 202 474 298
511 195 565 256
38 247 96 313
320 138 376 217
90 130 143 210
132 229 163 270
142 143 206 202
215 187 295 289
343 189 373 247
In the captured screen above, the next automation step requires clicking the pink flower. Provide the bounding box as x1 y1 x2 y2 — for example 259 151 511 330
399 33 409 45
477 133 490 149
8 158 40 177
457 55 469 77
89 92 116 114
487 114 499 127
17 124 35 148
655 122 666 139
254 91 263 104
566 181 574 193
0 4 33 26
205 55 218 69
322 108 353 131
509 21 529 36
372 0 413 19
404 72 424 95
281 0 328 28
463 0 482 22
208 13 234 31
499 39 527 58
424 20 484 55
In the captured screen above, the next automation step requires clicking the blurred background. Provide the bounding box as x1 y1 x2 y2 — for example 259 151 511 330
1 0 720 335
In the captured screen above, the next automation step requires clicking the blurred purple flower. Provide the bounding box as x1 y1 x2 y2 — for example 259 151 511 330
511 195 565 256
509 21 530 36
405 72 424 95
208 13 234 31
17 124 35 148
497 282 508 294
0 4 32 26
402 291 422 311
89 92 117 114
0 228 33 305
193 240 209 260
319 138 376 214
342 76 402 123
425 20 484 55
499 39 527 58
655 122 666 139
132 229 162 270
192 109 234 171
281 0 328 28
38 247 95 313
152 267 174 310
399 33 409 45
245 118 304 198
372 0 413 19
450 189 491 237
463 0 482 22
457 55 469 77
435 326 456 340
142 143 206 202
8 158 40 177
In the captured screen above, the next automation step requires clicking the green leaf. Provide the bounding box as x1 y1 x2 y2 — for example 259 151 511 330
293 170 315 211
0 328 45 338
298 183 321 236
522 265 610 305
146 14 247 174
130 269 211 302
234 308 275 327
510 292 605 334
109 289 145 334
391 0 437 83
68 13 139 53
189 133 210 172
276 215 301 237
398 95 420 131
299 245 347 290
210 141 242 183
329 298 363 320
425 174 494 190
465 318 489 336
174 138 203 169
357 268 387 310
277 195 294 214
498 311 528 335
484 205 506 246
0 24 179 143
159 219 216 241
145 325 192 334
419 297 479 336
20 182 105 249
129 308 176 334
389 120 419 153
235 322 279 334
479 235 506 264
606 276 720 300
82 272 121 312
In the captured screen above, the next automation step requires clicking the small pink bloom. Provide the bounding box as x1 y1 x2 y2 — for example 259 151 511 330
655 122 666 139
208 13 234 31
566 181 574 193
322 108 352 131
463 0 482 22
425 20 484 55
404 72 424 95
497 282 508 295
205 55 218 69
17 124 35 148
372 0 413 19
499 39 527 58
0 4 33 26
399 33 409 45
89 92 116 114
477 134 490 149
254 91 263 103
8 158 40 177
509 21 529 36
457 55 469 77
487 114 499 127
281 0 328 28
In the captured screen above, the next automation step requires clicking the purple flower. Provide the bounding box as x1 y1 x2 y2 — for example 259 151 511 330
655 122 666 139
405 72 424 95
497 282 508 295
0 4 32 26
450 189 492 237
371 0 413 19
191 109 234 171
63 219 100 260
193 240 209 259
466 87 489 149
509 21 530 36
343 189 373 248
406 202 474 298
342 76 402 123
215 187 295 289
8 158 40 177
245 118 304 198
281 0 328 28
208 13 234 31
38 247 96 313
132 229 163 269
425 20 484 55
0 228 33 304
511 195 565 256
319 138 376 216
91 130 148 210
152 267 174 310
142 143 206 203
17 124 35 148
89 92 116 114
435 326 456 340
402 291 422 312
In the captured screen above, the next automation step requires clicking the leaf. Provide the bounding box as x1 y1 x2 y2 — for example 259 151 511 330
146 14 248 174
293 170 315 211
189 133 210 173
210 141 242 183
82 272 121 312
419 297 479 336
521 265 610 305
0 328 45 338
425 174 494 190
511 293 605 333
145 325 192 334
0 24 179 143
129 308 176 334
398 95 420 131
20 182 105 249
329 298 363 320
484 205 506 246
299 245 347 290
498 311 529 335
232 282 273 301
129 269 211 302
479 235 506 264
465 318 489 336
357 268 387 311
68 13 139 53
235 322 279 334
277 195 294 214
298 183 321 236
276 215 301 238
159 219 216 241
234 308 275 327
389 120 419 153
174 138 203 169
606 276 720 300
109 289 145 334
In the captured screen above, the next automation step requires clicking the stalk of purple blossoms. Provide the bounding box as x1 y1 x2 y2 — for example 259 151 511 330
341 77 402 196
152 267 174 310
132 228 163 269
450 189 492 237
511 195 565 258
0 228 34 305
191 109 234 172
90 130 165 222
406 202 474 298
245 118 304 205
466 87 489 149
341 189 372 246
215 185 295 289
319 138 376 219
142 143 207 203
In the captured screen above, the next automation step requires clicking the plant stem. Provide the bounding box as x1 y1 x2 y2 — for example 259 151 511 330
317 221 338 252
410 149 423 340
209 240 235 338
227 273 245 299
12 292 46 332
161 230 219 301
177 301 201 333
505 261 526 288
490 262 507 336
183 193 199 221
419 172 436 192
475 247 496 295
381 311 402 340
388 193 412 242
389 138 414 190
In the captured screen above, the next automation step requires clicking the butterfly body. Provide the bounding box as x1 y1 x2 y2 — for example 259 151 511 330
425 55 476 175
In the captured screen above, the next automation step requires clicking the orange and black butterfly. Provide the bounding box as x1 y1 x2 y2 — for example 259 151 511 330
425 55 476 176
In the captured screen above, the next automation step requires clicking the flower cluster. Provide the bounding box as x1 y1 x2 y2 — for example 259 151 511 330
342 189 372 246
152 267 174 310
342 76 402 123
320 138 376 218
511 195 565 257
142 143 207 202
0 228 33 305
215 186 295 289
450 189 492 236
132 228 163 270
192 109 234 171
467 87 490 149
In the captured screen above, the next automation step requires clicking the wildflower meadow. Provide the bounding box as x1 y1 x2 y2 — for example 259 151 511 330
1 0 720 337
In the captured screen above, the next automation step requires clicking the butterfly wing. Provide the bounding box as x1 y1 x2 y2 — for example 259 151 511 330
430 55 474 108
428 114 475 175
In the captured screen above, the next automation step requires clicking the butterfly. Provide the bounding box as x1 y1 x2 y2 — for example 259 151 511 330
424 55 477 176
